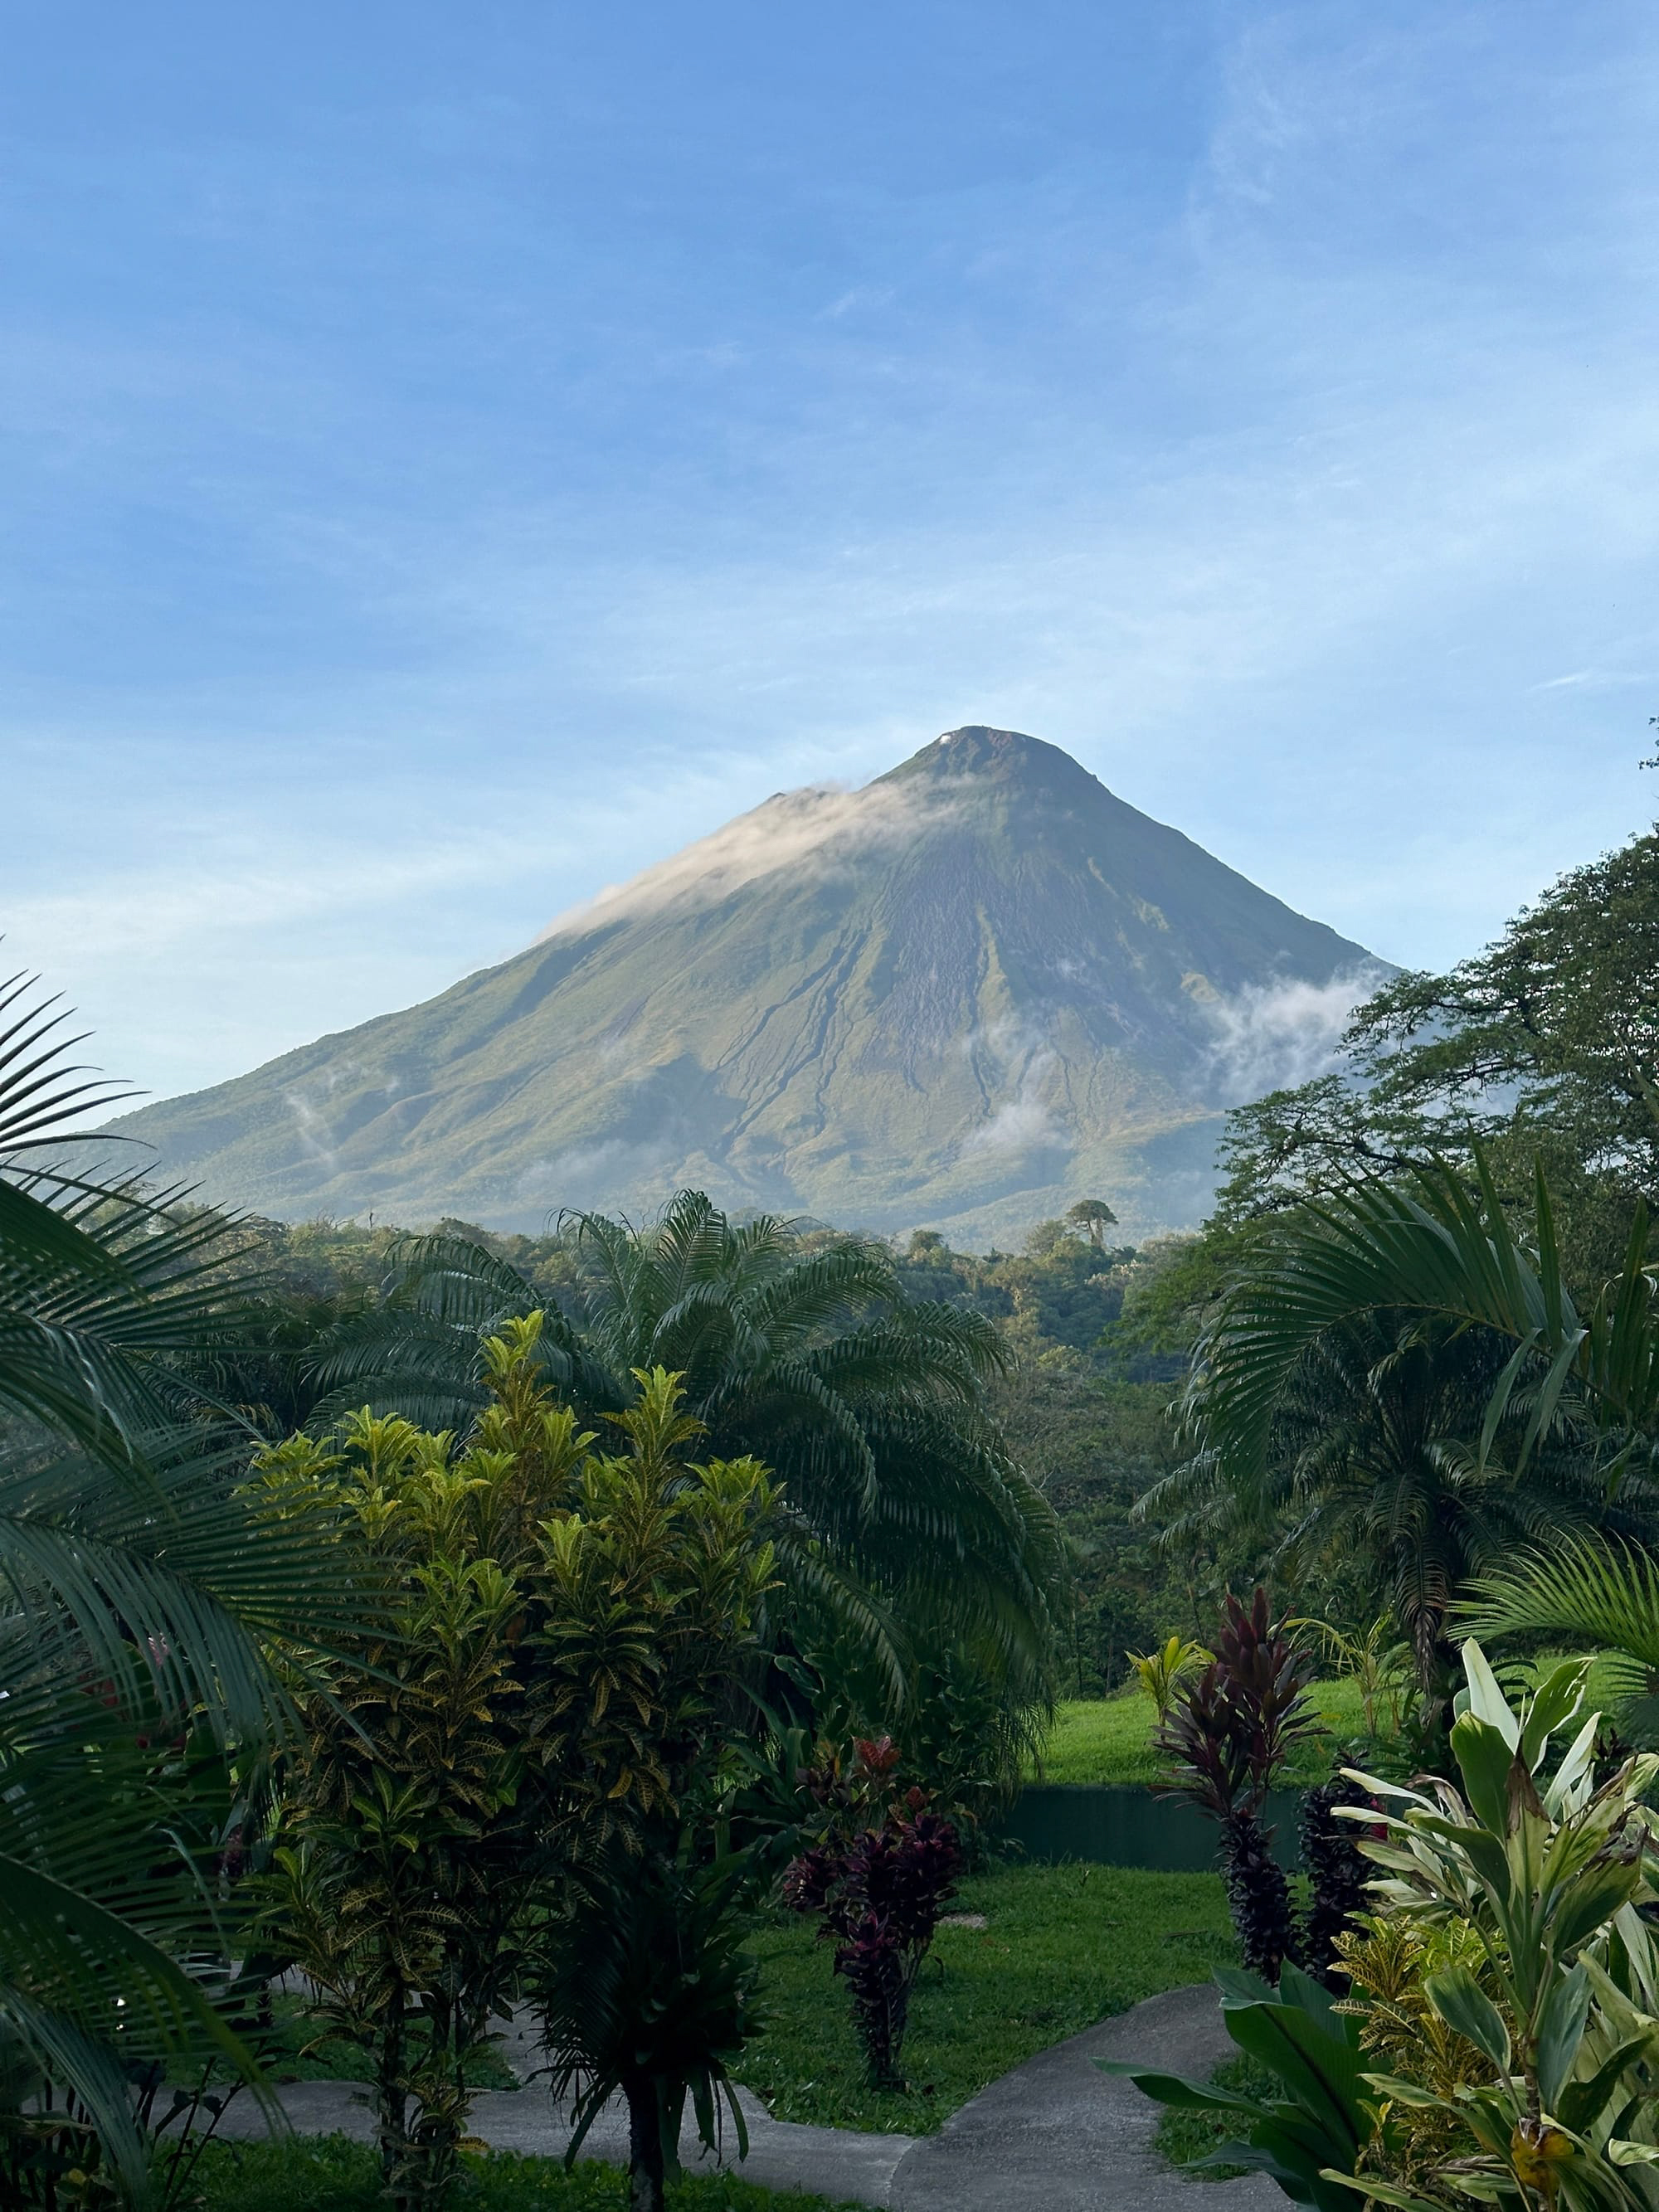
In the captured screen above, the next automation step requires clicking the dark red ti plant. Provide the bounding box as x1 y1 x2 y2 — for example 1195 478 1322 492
1154 1591 1316 1982
1297 1774 1376 1988
781 1737 963 2090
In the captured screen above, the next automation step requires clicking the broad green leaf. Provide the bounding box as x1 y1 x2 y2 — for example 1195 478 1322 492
1362 2072 1451 2108
1520 1660 1591 1771
1555 2030 1659 2136
1096 2061 1264 2112
1536 1964 1591 2110
1545 1714 1603 1816
1214 1965 1279 2003
1338 1767 1435 1807
1425 1966 1511 2069
1280 1962 1345 2022
1551 1860 1644 1958
1224 1998 1368 2153
1198 2134 1360 2212
1319 2170 1448 2212
1461 1640 1520 1748
1452 1713 1518 1835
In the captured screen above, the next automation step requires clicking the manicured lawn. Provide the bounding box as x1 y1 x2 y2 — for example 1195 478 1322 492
1028 1679 1377 1786
186 2137 864 2212
733 1859 1237 2135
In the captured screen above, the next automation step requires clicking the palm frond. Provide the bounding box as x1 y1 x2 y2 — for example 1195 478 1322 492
1458 1536 1659 1694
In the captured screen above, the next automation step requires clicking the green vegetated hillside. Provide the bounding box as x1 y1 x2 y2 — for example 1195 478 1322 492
106 727 1378 1245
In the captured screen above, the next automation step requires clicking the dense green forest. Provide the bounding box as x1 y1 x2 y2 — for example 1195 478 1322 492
235 1202 1204 1695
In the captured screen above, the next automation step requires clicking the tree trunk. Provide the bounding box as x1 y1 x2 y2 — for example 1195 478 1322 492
624 2073 668 2212
377 1988 409 2192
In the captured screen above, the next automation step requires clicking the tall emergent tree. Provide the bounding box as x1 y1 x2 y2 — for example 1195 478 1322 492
1064 1197 1119 1250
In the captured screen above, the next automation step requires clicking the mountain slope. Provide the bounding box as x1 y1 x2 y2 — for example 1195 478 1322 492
106 728 1380 1243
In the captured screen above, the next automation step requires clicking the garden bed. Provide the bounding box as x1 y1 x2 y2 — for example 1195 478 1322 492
732 1858 1237 2135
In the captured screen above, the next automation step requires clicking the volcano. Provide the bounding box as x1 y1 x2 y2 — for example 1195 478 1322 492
106 727 1379 1243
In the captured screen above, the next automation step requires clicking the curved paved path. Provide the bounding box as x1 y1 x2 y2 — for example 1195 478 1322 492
213 1983 1281 2210
889 1982 1279 2212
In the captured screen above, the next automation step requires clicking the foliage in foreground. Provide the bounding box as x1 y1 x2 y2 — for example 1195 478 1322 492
1168 1159 1659 1705
1124 1641 1659 2212
780 1736 963 2088
1106 1962 1370 2211
305 1192 1066 1720
1154 1591 1320 1981
184 2137 863 2212
0 972 372 2207
260 1339 778 2212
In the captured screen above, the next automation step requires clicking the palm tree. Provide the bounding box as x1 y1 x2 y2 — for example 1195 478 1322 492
1160 1306 1609 1689
0 966 260 1458
1458 1534 1659 1727
1180 1155 1659 1478
309 1193 1066 1700
0 970 361 2198
1168 1157 1659 1691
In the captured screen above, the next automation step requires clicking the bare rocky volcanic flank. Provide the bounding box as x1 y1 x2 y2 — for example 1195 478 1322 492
106 728 1379 1243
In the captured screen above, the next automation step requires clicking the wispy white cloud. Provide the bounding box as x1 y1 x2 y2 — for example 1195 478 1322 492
1203 969 1387 1104
953 1023 1068 1155
1535 668 1659 693
960 1081 1064 1156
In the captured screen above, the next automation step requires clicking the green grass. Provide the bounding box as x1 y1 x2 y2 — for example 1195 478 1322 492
732 1859 1236 2136
1028 1680 1381 1787
1151 2053 1277 2180
186 2137 863 2212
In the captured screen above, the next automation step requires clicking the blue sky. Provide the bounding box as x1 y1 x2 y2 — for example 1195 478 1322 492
7 2 1659 1104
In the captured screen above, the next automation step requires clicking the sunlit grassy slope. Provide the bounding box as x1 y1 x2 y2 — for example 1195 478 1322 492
1026 1680 1374 1787
1029 1654 1634 1787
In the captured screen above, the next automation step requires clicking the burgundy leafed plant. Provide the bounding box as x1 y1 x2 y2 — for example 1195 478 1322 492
1297 1773 1375 1987
781 1737 963 2089
1155 1590 1315 1981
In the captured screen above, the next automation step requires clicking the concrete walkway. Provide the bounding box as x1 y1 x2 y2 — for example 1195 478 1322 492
213 1983 1281 2210
889 1982 1280 2212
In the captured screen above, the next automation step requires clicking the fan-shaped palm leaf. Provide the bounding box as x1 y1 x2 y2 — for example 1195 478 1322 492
1184 1155 1659 1493
0 974 368 2195
304 1230 610 1432
1458 1535 1659 1702
1171 1158 1657 1682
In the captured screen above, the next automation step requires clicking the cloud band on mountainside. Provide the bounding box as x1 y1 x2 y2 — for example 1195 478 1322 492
1201 966 1386 1103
